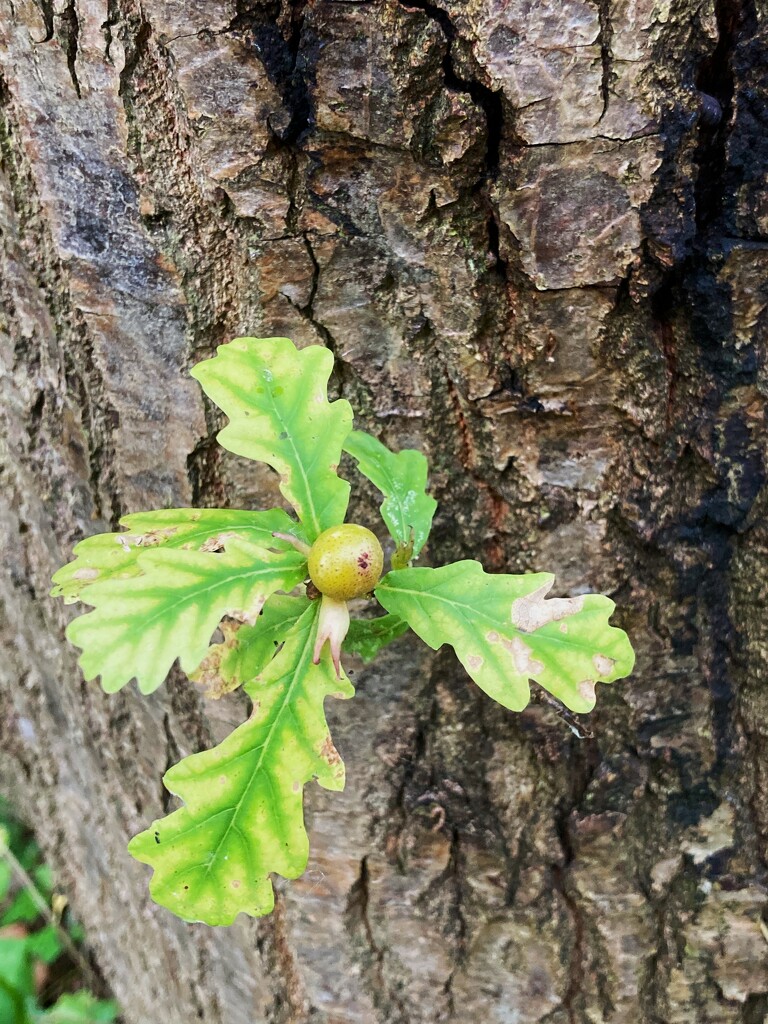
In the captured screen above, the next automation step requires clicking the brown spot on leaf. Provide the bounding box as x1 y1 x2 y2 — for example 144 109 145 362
189 622 243 698
320 735 341 766
201 532 236 553
231 880 241 889
467 654 484 671
229 598 265 626
136 527 178 547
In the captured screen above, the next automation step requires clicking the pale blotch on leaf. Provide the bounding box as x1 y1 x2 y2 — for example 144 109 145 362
73 568 100 581
503 636 545 676
593 653 616 676
579 680 597 706
467 654 484 671
229 601 266 627
510 584 585 633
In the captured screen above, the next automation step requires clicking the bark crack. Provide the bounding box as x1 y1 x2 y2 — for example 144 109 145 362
161 713 182 813
549 791 588 1022
398 0 502 176
693 0 756 235
345 856 409 1023
442 827 469 1015
118 20 152 97
31 0 54 42
594 0 613 120
60 0 82 98
226 0 313 146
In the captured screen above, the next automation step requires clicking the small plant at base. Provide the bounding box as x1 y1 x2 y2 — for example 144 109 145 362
51 337 635 927
0 800 119 1023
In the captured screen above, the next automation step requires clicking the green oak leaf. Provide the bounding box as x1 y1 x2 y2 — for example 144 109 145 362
344 614 409 662
0 936 33 1024
38 992 120 1023
191 338 353 541
190 594 311 697
375 562 634 713
51 508 305 604
26 924 63 965
344 429 437 559
128 603 353 925
66 540 308 694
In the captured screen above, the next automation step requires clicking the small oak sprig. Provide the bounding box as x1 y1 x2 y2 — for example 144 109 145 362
51 337 634 926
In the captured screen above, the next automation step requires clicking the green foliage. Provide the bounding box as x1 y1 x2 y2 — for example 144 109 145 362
37 993 119 1023
376 563 634 713
190 595 310 697
344 430 436 560
190 337 353 541
66 540 307 694
128 603 353 925
51 508 304 604
0 803 119 1024
343 614 409 662
52 335 635 926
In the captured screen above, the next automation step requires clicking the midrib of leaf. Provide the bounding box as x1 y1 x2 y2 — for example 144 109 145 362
119 559 304 637
345 436 408 537
381 469 409 539
379 581 608 655
262 376 324 539
199 609 318 877
61 518 299 597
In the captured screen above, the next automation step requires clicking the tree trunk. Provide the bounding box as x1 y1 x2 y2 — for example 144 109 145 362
2 0 767 1020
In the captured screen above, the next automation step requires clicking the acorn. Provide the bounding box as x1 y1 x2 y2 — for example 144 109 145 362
308 524 384 601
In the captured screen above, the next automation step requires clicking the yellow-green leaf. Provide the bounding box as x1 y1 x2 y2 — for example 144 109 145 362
375 562 634 713
344 429 436 559
191 338 353 540
66 540 308 694
51 507 305 604
190 594 311 697
128 603 353 925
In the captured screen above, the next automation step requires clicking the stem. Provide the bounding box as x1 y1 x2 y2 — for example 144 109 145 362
272 531 311 557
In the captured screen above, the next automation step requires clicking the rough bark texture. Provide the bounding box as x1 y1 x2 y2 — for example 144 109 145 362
1 0 768 1021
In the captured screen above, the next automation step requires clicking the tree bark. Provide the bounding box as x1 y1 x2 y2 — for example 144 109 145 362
1 0 767 1021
